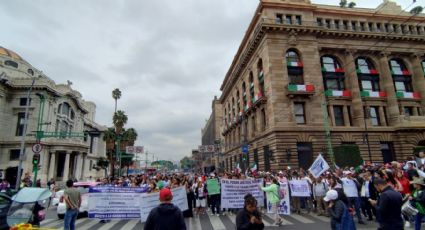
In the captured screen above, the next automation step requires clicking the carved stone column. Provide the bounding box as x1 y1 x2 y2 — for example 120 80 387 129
409 53 425 111
48 152 56 180
378 52 399 125
63 151 71 181
344 50 364 126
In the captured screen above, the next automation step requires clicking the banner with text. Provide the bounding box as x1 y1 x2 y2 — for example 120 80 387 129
221 179 264 209
289 180 311 197
265 182 291 215
308 154 330 178
140 186 188 222
88 187 147 219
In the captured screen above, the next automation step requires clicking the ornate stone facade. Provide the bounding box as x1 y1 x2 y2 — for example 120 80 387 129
0 46 107 186
218 0 425 172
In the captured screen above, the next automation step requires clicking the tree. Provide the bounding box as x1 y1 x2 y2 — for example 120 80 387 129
124 128 138 146
339 0 347 8
348 2 356 8
113 110 128 134
112 88 121 113
102 127 116 177
410 6 423 15
95 157 109 177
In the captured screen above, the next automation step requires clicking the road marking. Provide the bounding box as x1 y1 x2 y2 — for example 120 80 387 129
308 213 330 222
291 214 315 224
79 219 103 229
188 216 202 230
41 218 59 226
97 220 119 230
207 215 226 230
120 219 139 230
228 214 236 225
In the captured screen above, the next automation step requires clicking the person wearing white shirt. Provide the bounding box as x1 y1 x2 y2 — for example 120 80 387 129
341 171 365 225
313 176 328 216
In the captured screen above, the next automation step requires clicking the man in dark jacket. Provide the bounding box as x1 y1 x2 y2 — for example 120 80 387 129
144 188 186 230
369 178 403 230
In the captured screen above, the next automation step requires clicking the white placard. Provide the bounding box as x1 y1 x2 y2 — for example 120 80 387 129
265 182 291 215
221 179 264 209
289 180 311 197
308 154 330 178
140 186 188 222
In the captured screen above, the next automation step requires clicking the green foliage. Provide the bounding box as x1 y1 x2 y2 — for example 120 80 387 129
113 110 128 131
112 88 122 100
103 127 116 142
120 153 134 167
333 144 363 168
96 157 109 170
410 6 423 15
122 128 138 145
348 2 356 8
180 156 194 169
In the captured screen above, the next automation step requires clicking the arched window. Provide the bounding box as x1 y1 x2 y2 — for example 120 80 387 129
236 90 240 115
389 58 412 92
5 60 18 68
356 57 380 92
286 49 303 84
321 55 345 90
257 59 265 96
231 97 235 121
242 82 247 109
57 102 75 136
249 72 255 102
27 69 34 76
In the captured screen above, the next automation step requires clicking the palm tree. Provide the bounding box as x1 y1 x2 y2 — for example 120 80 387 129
112 88 121 113
103 127 116 150
125 128 138 146
113 110 128 134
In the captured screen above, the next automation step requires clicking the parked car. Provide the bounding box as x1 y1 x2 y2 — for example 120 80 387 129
51 190 64 207
57 182 100 219
0 193 12 230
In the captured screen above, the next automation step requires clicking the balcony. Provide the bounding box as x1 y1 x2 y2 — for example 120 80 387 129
287 84 315 98
360 91 387 98
325 90 351 98
396 115 425 130
396 91 421 100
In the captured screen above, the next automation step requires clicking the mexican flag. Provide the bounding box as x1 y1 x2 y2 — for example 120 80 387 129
288 84 315 92
250 163 257 173
391 69 410 75
235 163 241 174
325 90 351 97
396 91 421 99
356 68 378 74
287 61 303 67
361 91 387 98
322 66 344 73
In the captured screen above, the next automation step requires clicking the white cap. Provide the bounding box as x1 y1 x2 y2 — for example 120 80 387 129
323 190 338 202
278 171 283 174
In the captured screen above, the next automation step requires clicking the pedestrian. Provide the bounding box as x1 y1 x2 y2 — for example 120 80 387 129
369 178 403 230
236 194 265 230
194 180 207 215
313 176 328 216
324 189 356 230
260 178 282 226
144 188 186 230
63 179 81 230
408 177 425 230
341 171 365 224
208 174 221 216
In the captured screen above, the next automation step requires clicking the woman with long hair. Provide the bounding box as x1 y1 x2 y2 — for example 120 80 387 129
236 194 265 230
260 178 282 226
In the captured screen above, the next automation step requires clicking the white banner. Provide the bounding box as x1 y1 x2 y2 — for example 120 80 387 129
308 154 329 178
289 180 311 197
221 179 264 209
88 187 146 219
265 182 291 215
140 186 188 222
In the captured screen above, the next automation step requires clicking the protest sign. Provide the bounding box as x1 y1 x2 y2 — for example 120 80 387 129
140 186 188 222
289 180 311 197
221 179 264 209
88 187 147 219
309 154 330 178
206 179 220 195
265 182 291 215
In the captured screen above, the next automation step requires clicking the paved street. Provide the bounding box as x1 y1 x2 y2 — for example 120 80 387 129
41 206 381 230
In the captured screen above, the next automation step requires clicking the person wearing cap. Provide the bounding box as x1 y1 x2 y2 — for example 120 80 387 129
341 170 365 224
324 189 348 230
408 177 425 230
144 188 186 230
369 178 403 230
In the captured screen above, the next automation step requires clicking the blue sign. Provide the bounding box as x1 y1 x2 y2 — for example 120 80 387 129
242 145 249 153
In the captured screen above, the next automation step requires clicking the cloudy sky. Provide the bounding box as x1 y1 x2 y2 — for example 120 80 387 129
0 0 421 162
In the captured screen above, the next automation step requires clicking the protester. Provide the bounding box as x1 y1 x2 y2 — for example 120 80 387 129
324 189 347 230
208 174 221 216
409 177 425 230
369 178 403 230
341 171 365 224
260 178 282 226
359 170 375 221
144 188 187 230
194 180 207 215
313 176 328 216
236 194 265 230
63 179 81 230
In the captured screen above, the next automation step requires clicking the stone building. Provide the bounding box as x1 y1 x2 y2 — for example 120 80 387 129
0 46 107 187
218 0 425 172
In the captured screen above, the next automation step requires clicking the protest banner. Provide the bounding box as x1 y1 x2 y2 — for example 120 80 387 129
88 187 147 219
289 180 311 197
206 179 220 195
221 179 264 209
308 154 330 178
265 182 291 215
140 186 188 222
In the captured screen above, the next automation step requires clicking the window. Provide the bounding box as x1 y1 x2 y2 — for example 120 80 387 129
321 56 345 90
249 72 255 101
381 142 395 163
258 59 265 95
276 14 283 24
422 60 425 75
27 69 34 76
251 115 256 137
16 112 25 136
5 60 18 68
360 22 365 31
351 21 357 31
356 57 380 91
294 102 306 124
236 91 240 113
325 19 331 29
295 15 302 25
376 23 382 32
286 50 303 84
10 149 20 161
370 106 380 126
389 59 412 92
368 22 374 32
321 56 341 72
334 20 340 29
286 15 292 24
317 18 323 27
242 82 247 107
404 107 414 116
297 142 313 170
19 98 31 106
261 109 266 131
343 21 348 30
333 106 344 126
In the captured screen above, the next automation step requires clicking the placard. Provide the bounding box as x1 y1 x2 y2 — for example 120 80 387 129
289 180 311 197
309 154 330 178
206 179 220 195
221 179 264 209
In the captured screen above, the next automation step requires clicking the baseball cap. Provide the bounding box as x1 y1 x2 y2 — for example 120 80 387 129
159 188 173 201
323 190 338 202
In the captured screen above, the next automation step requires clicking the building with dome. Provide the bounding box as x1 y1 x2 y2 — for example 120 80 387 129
216 0 425 172
0 46 107 187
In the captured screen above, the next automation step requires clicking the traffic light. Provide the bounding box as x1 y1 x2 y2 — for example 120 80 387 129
32 153 40 165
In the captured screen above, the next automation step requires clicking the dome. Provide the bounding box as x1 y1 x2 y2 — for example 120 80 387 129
0 46 25 62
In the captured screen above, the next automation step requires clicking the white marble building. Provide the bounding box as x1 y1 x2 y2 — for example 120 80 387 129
0 46 107 187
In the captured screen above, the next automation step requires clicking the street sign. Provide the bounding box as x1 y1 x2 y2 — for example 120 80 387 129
198 145 217 153
242 145 248 153
126 146 144 154
32 143 43 153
